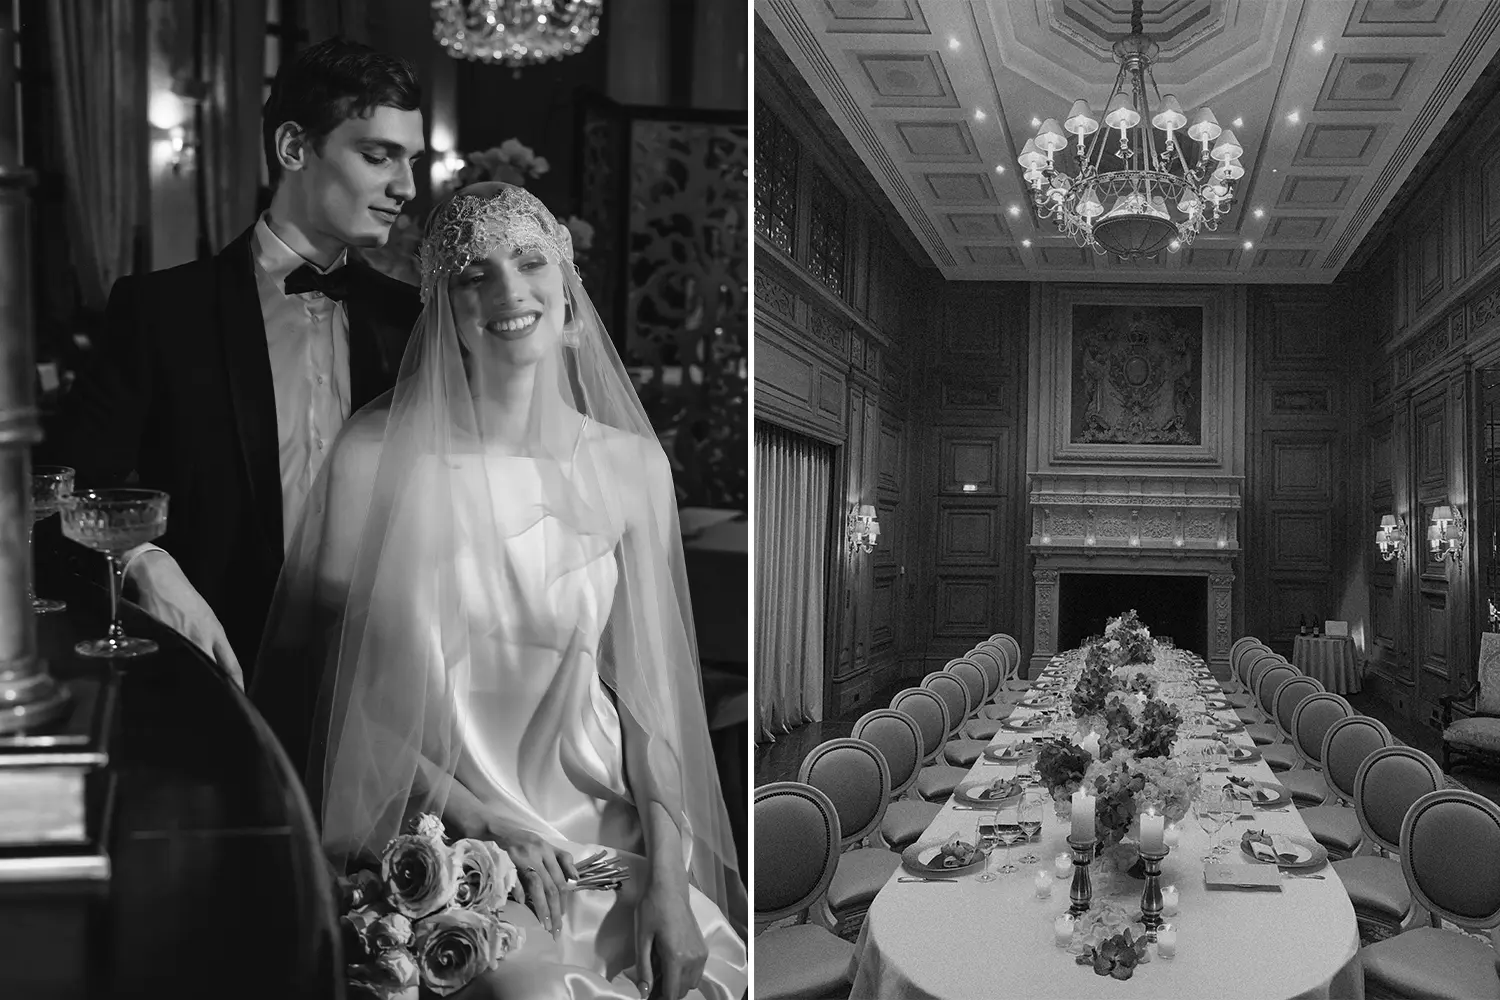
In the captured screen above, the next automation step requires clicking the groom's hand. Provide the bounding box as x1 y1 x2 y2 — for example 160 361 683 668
125 549 244 689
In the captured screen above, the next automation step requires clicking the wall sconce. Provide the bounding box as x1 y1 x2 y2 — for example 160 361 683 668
848 503 880 554
168 124 195 174
1429 505 1466 562
148 89 197 176
1375 513 1408 562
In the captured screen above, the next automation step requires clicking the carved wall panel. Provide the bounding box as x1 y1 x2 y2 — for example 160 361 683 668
940 434 1002 494
1068 304 1203 445
1268 438 1335 503
1415 391 1449 491
1270 511 1334 570
937 504 1000 564
1371 581 1400 663
1419 591 1451 680
933 577 999 639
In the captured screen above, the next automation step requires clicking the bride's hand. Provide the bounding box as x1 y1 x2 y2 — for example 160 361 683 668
469 815 578 935
634 876 707 1000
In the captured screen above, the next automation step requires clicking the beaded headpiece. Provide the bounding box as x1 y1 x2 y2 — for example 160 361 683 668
418 185 574 302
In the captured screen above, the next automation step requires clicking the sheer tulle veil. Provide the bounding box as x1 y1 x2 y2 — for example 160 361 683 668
251 182 742 919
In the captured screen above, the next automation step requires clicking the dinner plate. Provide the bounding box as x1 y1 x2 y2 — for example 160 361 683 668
1002 717 1048 732
1228 744 1263 763
1215 721 1247 734
902 840 988 876
982 743 1036 763
1226 780 1290 809
1019 695 1058 708
955 780 1024 806
1204 698 1232 711
1240 834 1328 870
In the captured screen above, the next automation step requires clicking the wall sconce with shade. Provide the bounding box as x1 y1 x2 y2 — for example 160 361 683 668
1429 505 1466 562
848 504 880 554
1375 514 1408 562
148 88 197 176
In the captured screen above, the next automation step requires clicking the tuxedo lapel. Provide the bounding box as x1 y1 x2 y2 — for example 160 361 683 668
215 227 283 557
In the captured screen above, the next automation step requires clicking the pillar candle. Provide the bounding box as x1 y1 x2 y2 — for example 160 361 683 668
1156 924 1177 958
1054 914 1075 948
1162 885 1180 916
1071 788 1096 842
1140 810 1165 853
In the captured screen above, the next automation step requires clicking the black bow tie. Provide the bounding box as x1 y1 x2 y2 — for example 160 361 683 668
284 263 352 302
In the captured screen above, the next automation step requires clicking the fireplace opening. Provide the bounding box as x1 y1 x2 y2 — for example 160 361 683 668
1056 574 1208 657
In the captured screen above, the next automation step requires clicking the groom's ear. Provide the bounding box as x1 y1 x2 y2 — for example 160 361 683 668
275 122 310 176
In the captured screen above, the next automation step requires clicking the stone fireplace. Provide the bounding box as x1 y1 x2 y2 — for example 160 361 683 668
1056 574 1208 654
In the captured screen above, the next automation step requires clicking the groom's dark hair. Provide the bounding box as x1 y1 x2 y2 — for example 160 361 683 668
263 36 422 190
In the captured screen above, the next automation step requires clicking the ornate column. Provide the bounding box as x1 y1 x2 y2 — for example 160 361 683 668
0 0 69 733
1208 572 1235 676
1032 568 1060 675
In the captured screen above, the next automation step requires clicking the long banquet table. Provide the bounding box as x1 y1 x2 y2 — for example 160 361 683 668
851 648 1363 1000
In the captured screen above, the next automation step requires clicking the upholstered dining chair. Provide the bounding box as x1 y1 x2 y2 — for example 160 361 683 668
1296 715 1393 861
754 782 854 1000
1260 675 1326 772
1237 651 1285 723
1279 691 1354 807
921 671 988 766
989 634 1029 696
967 648 1015 720
1333 746 1445 945
851 709 941 852
1226 639 1269 705
890 687 968 802
1245 663 1299 744
1438 651 1500 773
1358 789 1500 1000
948 659 1004 740
798 739 901 940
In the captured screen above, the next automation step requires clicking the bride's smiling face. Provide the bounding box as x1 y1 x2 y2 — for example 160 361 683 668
448 240 566 368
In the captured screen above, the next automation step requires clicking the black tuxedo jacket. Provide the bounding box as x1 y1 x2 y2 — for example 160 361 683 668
43 226 421 681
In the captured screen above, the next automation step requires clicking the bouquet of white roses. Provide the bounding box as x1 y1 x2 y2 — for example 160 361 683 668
336 814 525 999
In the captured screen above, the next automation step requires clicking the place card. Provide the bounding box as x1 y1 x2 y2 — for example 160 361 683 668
1203 863 1283 892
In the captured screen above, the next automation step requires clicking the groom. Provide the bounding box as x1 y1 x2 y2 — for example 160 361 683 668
44 37 425 688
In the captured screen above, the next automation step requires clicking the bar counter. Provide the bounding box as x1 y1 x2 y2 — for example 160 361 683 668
0 544 340 999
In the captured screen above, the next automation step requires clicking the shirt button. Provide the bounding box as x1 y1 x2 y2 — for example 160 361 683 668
316 374 326 385
316 439 325 451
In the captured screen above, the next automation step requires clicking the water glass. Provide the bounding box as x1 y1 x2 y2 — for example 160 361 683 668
60 489 168 658
29 465 74 613
975 810 1003 883
1017 793 1043 865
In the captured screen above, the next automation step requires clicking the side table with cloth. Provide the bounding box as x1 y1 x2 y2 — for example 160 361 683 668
851 652 1363 1000
1294 635 1362 695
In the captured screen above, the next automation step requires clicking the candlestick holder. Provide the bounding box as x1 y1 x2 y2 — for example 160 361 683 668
1067 835 1097 916
1138 846 1169 939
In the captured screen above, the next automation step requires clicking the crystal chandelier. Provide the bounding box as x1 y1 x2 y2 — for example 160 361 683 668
431 0 603 68
1018 0 1244 259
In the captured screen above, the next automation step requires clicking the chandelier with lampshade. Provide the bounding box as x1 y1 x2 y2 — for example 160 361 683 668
1018 0 1244 260
431 0 603 68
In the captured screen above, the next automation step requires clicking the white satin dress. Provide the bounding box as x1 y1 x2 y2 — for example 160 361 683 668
436 448 746 1000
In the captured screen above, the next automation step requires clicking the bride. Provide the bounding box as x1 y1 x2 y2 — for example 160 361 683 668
251 182 746 999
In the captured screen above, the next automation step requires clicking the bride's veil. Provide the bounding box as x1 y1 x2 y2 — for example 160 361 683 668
250 182 742 919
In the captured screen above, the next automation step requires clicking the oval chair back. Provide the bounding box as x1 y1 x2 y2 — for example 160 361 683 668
851 710 923 799
948 660 988 717
798 738 891 851
992 634 1022 675
1229 636 1261 671
977 640 1011 674
891 688 951 766
1319 715 1394 804
754 782 842 929
1353 746 1444 856
1290 692 1353 770
1257 663 1299 716
988 633 1007 644
922 671 972 738
1246 652 1285 704
1400 789 1500 931
1236 643 1270 691
1272 675 1325 741
968 648 1004 701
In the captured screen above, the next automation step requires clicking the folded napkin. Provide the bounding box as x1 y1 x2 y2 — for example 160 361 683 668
981 778 1021 800
935 834 979 868
1241 829 1305 864
1225 776 1275 802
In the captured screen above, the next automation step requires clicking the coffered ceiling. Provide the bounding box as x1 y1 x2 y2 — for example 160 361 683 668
758 0 1500 283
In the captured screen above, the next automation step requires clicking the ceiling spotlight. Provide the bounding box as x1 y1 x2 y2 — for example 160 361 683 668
1253 208 1265 219
1009 204 1022 217
1232 117 1244 128
1313 38 1325 53
1287 110 1300 124
1243 240 1254 250
1031 117 1041 128
949 37 961 51
975 108 987 122
995 164 1006 174
1022 239 1032 248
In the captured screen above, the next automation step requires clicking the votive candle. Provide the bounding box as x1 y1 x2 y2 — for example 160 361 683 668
1054 852 1072 879
1071 788 1096 842
1162 885 1180 916
1140 810 1165 853
1054 914 1075 948
1164 823 1181 850
1034 870 1053 898
1156 924 1177 958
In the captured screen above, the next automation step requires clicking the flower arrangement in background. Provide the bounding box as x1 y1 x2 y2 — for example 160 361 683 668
1105 609 1155 664
336 814 525 999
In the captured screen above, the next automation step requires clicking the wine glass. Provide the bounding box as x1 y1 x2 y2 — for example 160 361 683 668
29 465 74 613
60 489 168 658
1016 792 1043 865
994 807 1024 875
1196 785 1232 861
974 811 1003 883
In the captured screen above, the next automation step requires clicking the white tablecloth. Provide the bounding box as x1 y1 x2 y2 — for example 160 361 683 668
851 657 1363 1000
1293 635 1362 695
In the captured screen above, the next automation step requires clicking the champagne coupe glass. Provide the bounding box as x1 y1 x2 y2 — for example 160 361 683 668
974 810 1003 883
994 807 1024 875
1016 792 1043 865
29 465 74 613
61 489 168 658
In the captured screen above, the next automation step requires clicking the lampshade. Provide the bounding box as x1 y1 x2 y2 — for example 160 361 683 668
1211 129 1242 161
1035 118 1068 153
1176 189 1201 213
1151 95 1187 132
1065 100 1099 136
1103 93 1140 130
1380 514 1399 530
1078 185 1104 218
1018 138 1048 171
858 504 876 519
1433 505 1454 523
1217 157 1244 180
1186 107 1221 143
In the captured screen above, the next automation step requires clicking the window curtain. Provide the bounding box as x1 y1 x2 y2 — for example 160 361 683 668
46 0 146 311
198 0 268 253
755 421 830 742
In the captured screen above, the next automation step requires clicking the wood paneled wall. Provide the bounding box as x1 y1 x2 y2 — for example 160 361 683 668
752 57 924 719
1244 287 1357 654
1350 81 1500 732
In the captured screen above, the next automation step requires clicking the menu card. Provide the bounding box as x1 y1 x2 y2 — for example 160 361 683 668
1204 863 1283 891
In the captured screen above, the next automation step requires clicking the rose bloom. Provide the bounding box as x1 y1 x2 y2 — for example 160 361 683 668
414 909 516 996
413 813 447 844
381 835 459 919
347 905 415 953
451 839 517 912
347 945 419 1000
